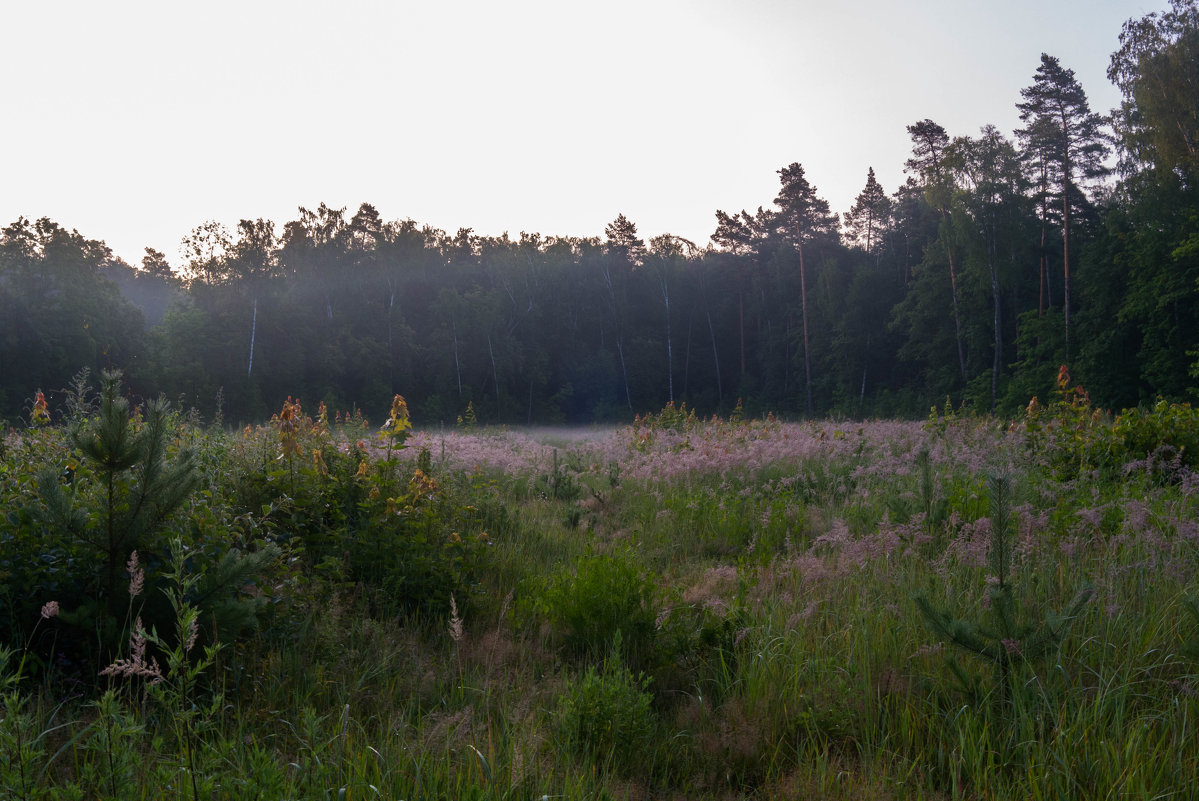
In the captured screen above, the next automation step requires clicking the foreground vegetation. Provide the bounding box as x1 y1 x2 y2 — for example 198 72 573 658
2 370 1199 799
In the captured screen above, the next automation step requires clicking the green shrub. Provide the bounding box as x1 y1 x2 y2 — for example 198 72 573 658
3 374 280 679
1024 366 1117 479
223 403 489 619
1112 399 1199 470
527 550 658 666
557 633 654 772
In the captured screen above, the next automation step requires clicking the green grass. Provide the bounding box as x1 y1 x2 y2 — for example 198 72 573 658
2 410 1198 799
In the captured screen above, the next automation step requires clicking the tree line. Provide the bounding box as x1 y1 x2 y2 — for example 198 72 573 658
2 2 1197 426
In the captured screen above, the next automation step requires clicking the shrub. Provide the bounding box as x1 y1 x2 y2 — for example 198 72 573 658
1112 399 1199 471
527 550 658 667
557 633 654 772
1023 366 1117 479
5 373 279 677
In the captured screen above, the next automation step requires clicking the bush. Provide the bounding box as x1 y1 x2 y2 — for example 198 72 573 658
526 550 658 667
557 633 654 772
1112 399 1199 471
223 401 490 619
3 373 280 677
1024 366 1117 479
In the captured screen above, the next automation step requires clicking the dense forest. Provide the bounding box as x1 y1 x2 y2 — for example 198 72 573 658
3 3 1198 426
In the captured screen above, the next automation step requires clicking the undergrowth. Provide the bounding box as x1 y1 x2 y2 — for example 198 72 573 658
1 376 1198 799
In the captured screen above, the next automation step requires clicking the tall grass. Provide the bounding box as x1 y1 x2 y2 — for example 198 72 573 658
2 409 1197 799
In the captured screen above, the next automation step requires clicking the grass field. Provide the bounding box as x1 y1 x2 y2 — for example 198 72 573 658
2 387 1198 799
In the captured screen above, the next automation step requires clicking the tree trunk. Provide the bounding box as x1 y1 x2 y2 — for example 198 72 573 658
247 296 257 377
488 334 500 413
616 339 632 410
798 242 813 417
707 310 723 405
683 313 693 398
661 274 673 404
387 279 396 390
739 291 746 377
1061 181 1072 359
989 227 1002 411
452 316 462 398
942 213 968 382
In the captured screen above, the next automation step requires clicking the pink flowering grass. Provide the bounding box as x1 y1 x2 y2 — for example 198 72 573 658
390 417 1010 487
6 408 1199 800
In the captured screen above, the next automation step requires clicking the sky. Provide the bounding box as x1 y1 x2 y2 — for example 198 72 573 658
1 0 1164 267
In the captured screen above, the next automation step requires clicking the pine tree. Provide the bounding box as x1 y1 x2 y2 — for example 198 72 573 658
38 371 201 619
773 163 838 416
844 167 892 256
915 473 1093 711
906 119 968 382
602 214 645 410
1016 54 1111 356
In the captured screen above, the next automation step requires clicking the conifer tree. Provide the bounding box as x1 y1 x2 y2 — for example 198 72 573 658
773 163 838 416
1016 54 1111 356
915 473 1093 711
906 119 968 382
602 214 644 410
38 371 201 619
844 167 892 256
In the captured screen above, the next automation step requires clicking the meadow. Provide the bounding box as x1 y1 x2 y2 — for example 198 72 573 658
2 371 1198 800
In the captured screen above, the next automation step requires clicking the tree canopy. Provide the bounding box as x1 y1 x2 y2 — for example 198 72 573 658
3 6 1198 425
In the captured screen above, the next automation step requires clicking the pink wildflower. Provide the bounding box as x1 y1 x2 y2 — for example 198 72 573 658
127 551 144 598
100 618 163 683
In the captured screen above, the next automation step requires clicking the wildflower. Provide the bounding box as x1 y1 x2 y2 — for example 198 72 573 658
380 394 412 448
369 485 381 500
30 390 50 426
185 616 199 653
449 532 462 543
448 595 463 643
127 551 144 598
41 601 59 620
315 401 329 434
100 618 163 683
479 531 490 544
408 468 440 500
276 397 303 457
356 460 369 478
312 449 329 476
1057 365 1071 392
385 497 397 515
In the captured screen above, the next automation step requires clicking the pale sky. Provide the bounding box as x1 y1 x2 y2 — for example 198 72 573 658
1 0 1162 267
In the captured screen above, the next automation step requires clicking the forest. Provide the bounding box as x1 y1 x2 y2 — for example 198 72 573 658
3 6 1199 800
2 7 1198 428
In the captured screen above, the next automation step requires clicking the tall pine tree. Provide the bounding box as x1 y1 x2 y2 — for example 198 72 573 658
1016 54 1111 356
773 163 838 416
